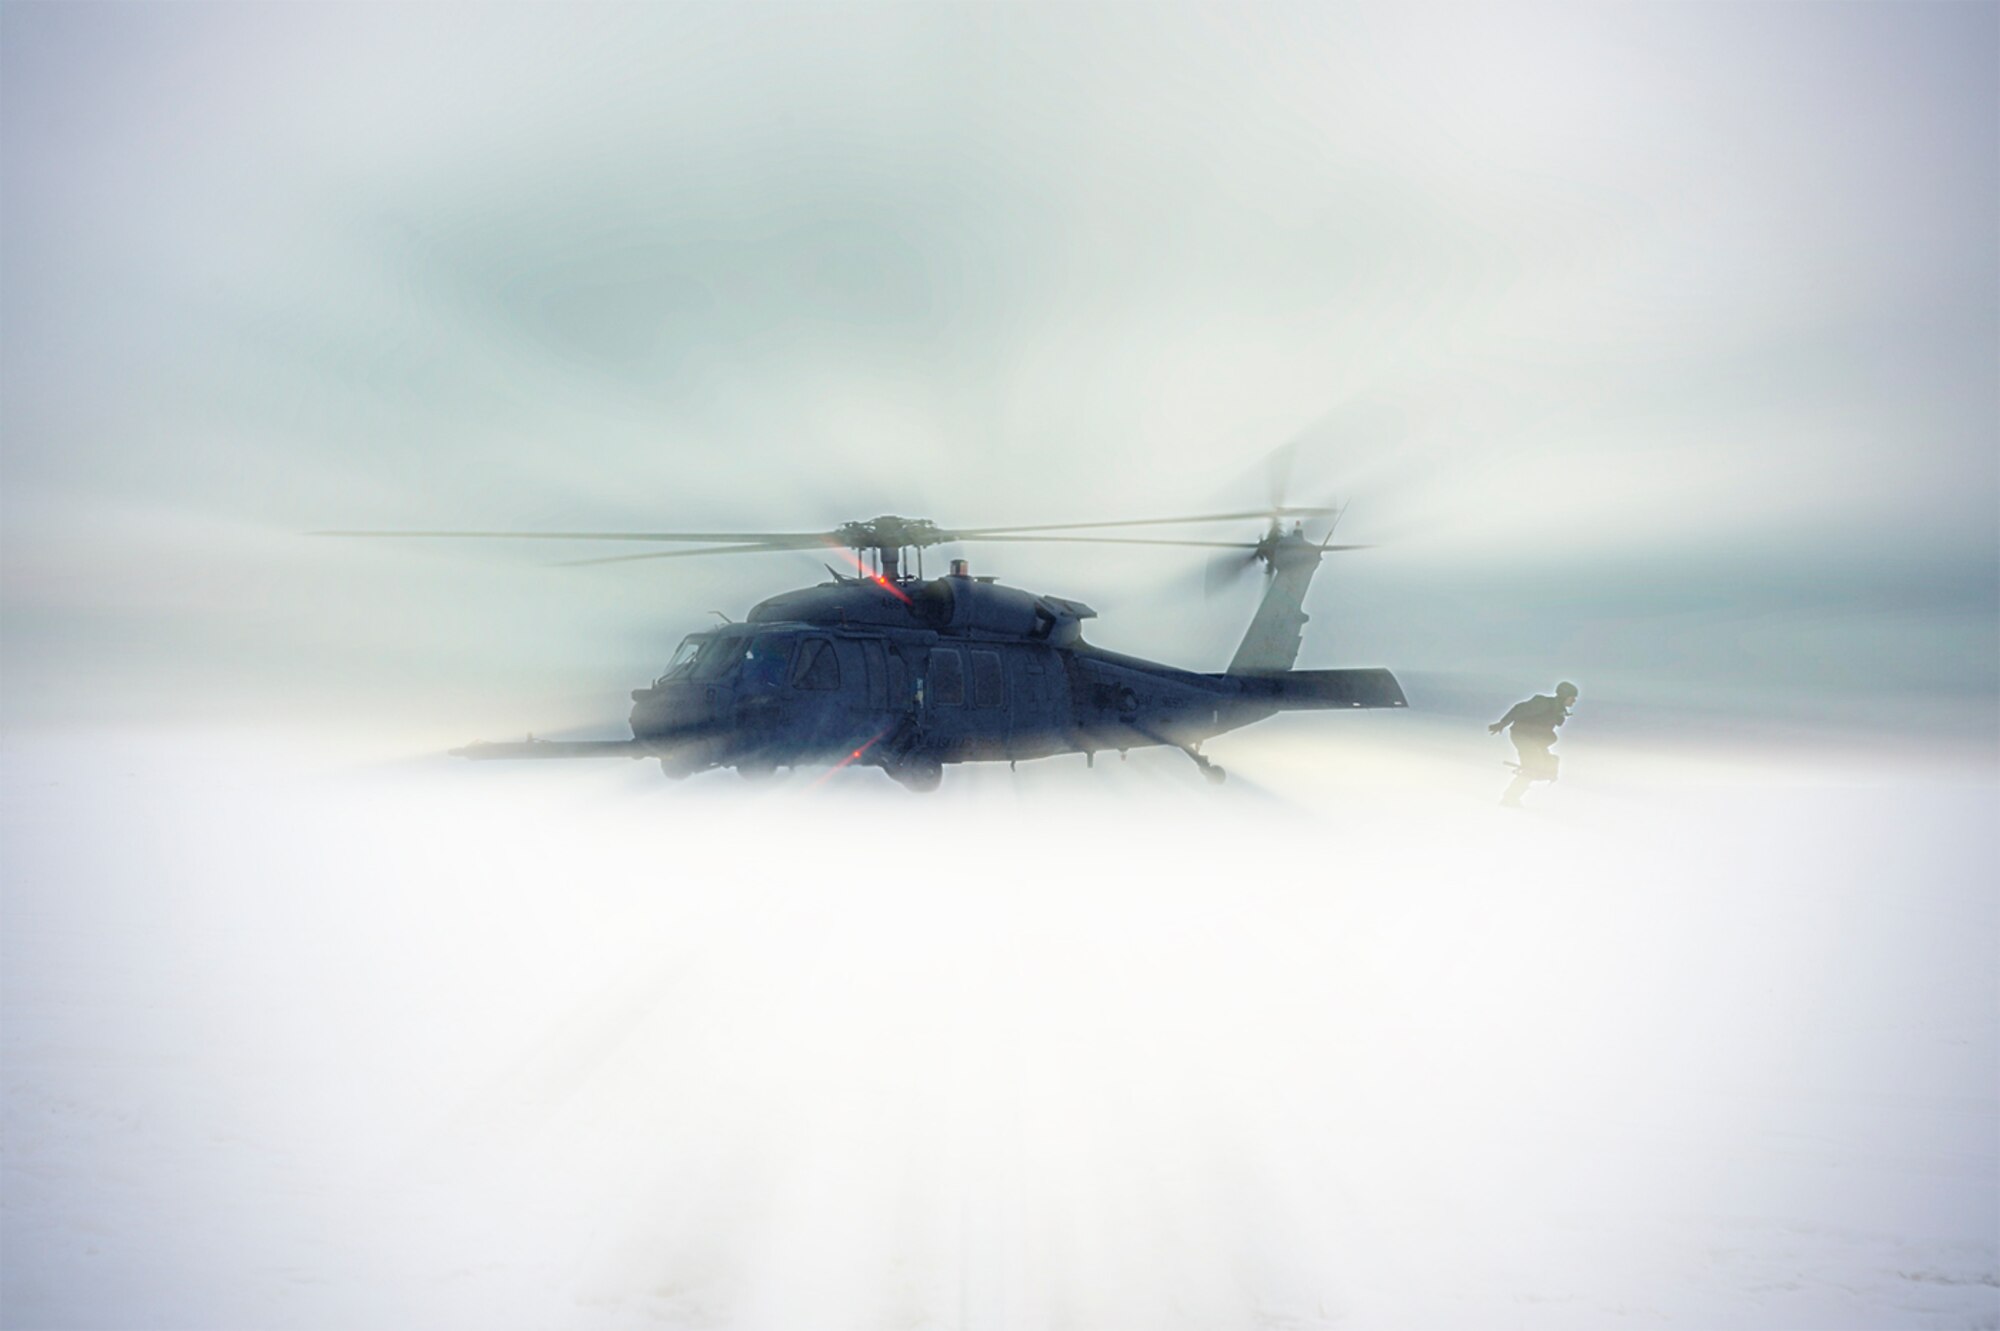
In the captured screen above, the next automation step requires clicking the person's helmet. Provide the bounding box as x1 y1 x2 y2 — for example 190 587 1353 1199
1556 681 1579 701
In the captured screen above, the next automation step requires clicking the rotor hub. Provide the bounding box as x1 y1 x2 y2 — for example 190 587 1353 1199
834 515 946 553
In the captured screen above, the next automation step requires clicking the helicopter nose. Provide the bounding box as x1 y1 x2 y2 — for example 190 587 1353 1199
630 679 715 743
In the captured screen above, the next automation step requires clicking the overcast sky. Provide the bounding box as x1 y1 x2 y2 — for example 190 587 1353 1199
3 2 1994 742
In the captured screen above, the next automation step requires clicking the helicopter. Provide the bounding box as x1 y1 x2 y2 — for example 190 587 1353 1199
319 510 1407 791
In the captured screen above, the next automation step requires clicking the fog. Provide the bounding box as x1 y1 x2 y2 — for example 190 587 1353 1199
4 728 1994 1328
3 3 1995 1328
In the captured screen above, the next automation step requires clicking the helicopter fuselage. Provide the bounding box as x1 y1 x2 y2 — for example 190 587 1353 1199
437 521 1407 791
606 569 1401 789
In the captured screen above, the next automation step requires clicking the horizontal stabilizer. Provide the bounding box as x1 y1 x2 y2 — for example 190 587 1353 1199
1254 667 1407 710
451 738 647 760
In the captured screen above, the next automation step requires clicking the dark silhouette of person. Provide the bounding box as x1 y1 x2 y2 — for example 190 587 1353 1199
1489 681 1578 806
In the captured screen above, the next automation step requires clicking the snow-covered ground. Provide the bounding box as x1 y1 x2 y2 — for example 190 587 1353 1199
3 722 1994 1330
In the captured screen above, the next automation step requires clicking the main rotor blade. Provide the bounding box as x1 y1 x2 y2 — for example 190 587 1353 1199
557 541 828 567
964 535 1373 553
313 514 1373 557
567 535 1372 564
311 529 828 544
958 535 1261 550
949 507 1341 537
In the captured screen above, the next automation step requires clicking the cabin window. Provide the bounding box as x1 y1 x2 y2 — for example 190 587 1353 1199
930 648 965 706
1016 653 1048 702
740 635 793 690
971 650 1004 708
861 640 888 709
793 638 841 690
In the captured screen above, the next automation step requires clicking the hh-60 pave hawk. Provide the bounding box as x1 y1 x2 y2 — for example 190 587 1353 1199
320 511 1407 791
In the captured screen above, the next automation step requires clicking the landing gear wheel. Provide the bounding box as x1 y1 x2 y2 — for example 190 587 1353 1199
888 755 943 793
1180 743 1225 785
736 760 779 781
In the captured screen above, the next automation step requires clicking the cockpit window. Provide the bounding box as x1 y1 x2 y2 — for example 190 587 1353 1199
659 635 714 683
695 636 741 678
739 635 794 689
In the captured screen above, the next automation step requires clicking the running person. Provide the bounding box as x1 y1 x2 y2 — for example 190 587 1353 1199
1489 681 1578 807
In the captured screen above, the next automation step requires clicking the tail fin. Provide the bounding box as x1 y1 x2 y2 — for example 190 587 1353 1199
1226 525 1325 675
